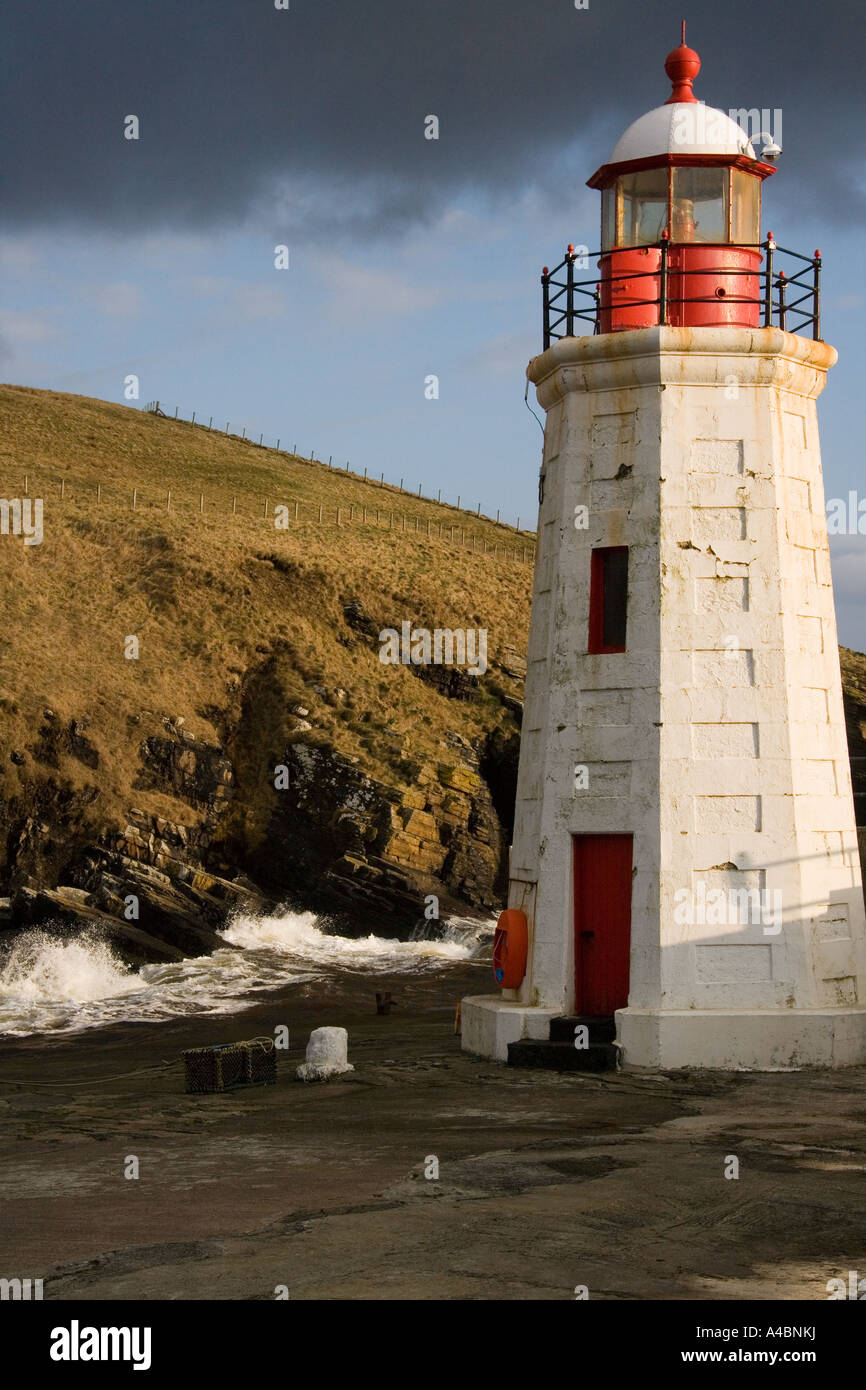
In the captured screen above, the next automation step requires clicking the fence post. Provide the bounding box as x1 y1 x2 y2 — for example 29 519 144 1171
209 417 213 429
200 493 204 513
133 488 137 509
192 411 196 425
264 498 268 518
402 514 406 531
337 508 342 525
174 407 178 418
277 438 280 450
350 505 354 520
24 474 28 494
232 496 237 514
457 495 460 509
167 490 171 511
318 504 323 522
242 428 246 440
226 422 230 433
97 483 101 504
60 479 65 499
294 501 299 520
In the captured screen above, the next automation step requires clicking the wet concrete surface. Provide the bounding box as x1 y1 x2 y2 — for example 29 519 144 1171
1 960 865 1300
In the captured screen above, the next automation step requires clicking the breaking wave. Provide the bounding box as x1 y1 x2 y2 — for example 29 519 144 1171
0 910 492 1037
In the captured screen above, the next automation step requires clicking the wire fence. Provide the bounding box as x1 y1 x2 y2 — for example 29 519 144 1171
143 399 535 538
11 468 537 567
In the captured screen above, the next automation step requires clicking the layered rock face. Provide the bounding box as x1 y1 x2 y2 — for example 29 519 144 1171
1 651 523 960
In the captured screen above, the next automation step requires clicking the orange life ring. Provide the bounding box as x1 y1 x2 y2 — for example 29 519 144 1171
493 909 528 989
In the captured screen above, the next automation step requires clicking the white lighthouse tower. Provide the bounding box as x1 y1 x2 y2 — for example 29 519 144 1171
463 33 866 1070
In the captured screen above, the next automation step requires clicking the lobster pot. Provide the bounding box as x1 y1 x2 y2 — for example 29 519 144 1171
183 1040 277 1093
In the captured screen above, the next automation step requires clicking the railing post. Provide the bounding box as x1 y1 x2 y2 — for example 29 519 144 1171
764 234 775 327
778 271 787 331
659 231 669 326
542 267 550 350
812 249 822 340
594 286 601 335
566 244 575 338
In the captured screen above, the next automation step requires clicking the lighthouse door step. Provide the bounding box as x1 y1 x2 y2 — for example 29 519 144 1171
507 1015 617 1072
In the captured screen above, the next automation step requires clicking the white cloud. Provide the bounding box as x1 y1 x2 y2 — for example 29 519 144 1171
0 308 60 345
183 275 288 320
308 252 440 322
80 282 144 318
0 239 41 272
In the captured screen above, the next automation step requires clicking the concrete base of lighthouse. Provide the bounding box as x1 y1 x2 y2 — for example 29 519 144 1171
460 997 866 1069
617 1007 866 1070
461 996 556 1063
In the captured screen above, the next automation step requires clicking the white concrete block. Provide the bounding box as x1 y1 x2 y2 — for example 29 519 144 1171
460 996 557 1062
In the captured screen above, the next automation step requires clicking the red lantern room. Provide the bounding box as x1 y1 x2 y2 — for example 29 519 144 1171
586 30 777 331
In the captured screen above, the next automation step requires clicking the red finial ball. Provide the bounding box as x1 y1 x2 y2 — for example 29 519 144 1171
542 266 549 276
815 249 821 259
664 22 700 105
567 243 575 253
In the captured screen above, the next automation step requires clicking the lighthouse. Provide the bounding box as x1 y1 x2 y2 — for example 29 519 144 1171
462 34 866 1070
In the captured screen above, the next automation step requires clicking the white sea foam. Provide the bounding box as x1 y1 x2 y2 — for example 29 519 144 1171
0 910 492 1037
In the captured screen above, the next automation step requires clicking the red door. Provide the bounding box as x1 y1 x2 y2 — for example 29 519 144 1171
573 834 633 1015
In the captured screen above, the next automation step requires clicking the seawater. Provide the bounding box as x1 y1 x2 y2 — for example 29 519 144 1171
0 910 492 1037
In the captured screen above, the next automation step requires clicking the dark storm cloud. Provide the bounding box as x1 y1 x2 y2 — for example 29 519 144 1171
2 0 863 238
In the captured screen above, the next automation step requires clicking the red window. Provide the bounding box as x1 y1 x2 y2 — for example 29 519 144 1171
588 546 628 654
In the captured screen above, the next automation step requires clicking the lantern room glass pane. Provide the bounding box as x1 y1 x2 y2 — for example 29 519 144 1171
731 169 761 243
618 169 669 247
671 167 728 242
601 186 617 252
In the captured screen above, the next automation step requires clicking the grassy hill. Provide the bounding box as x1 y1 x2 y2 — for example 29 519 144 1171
0 384 533 936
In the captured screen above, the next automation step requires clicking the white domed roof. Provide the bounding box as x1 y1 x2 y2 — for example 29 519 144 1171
608 102 756 163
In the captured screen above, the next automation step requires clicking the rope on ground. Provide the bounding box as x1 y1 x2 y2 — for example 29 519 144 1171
0 1058 182 1088
0 1035 277 1088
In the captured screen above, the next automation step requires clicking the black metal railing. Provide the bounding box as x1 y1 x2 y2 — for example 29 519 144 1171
541 238 822 348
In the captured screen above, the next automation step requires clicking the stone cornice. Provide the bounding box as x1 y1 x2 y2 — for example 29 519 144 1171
527 327 837 409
